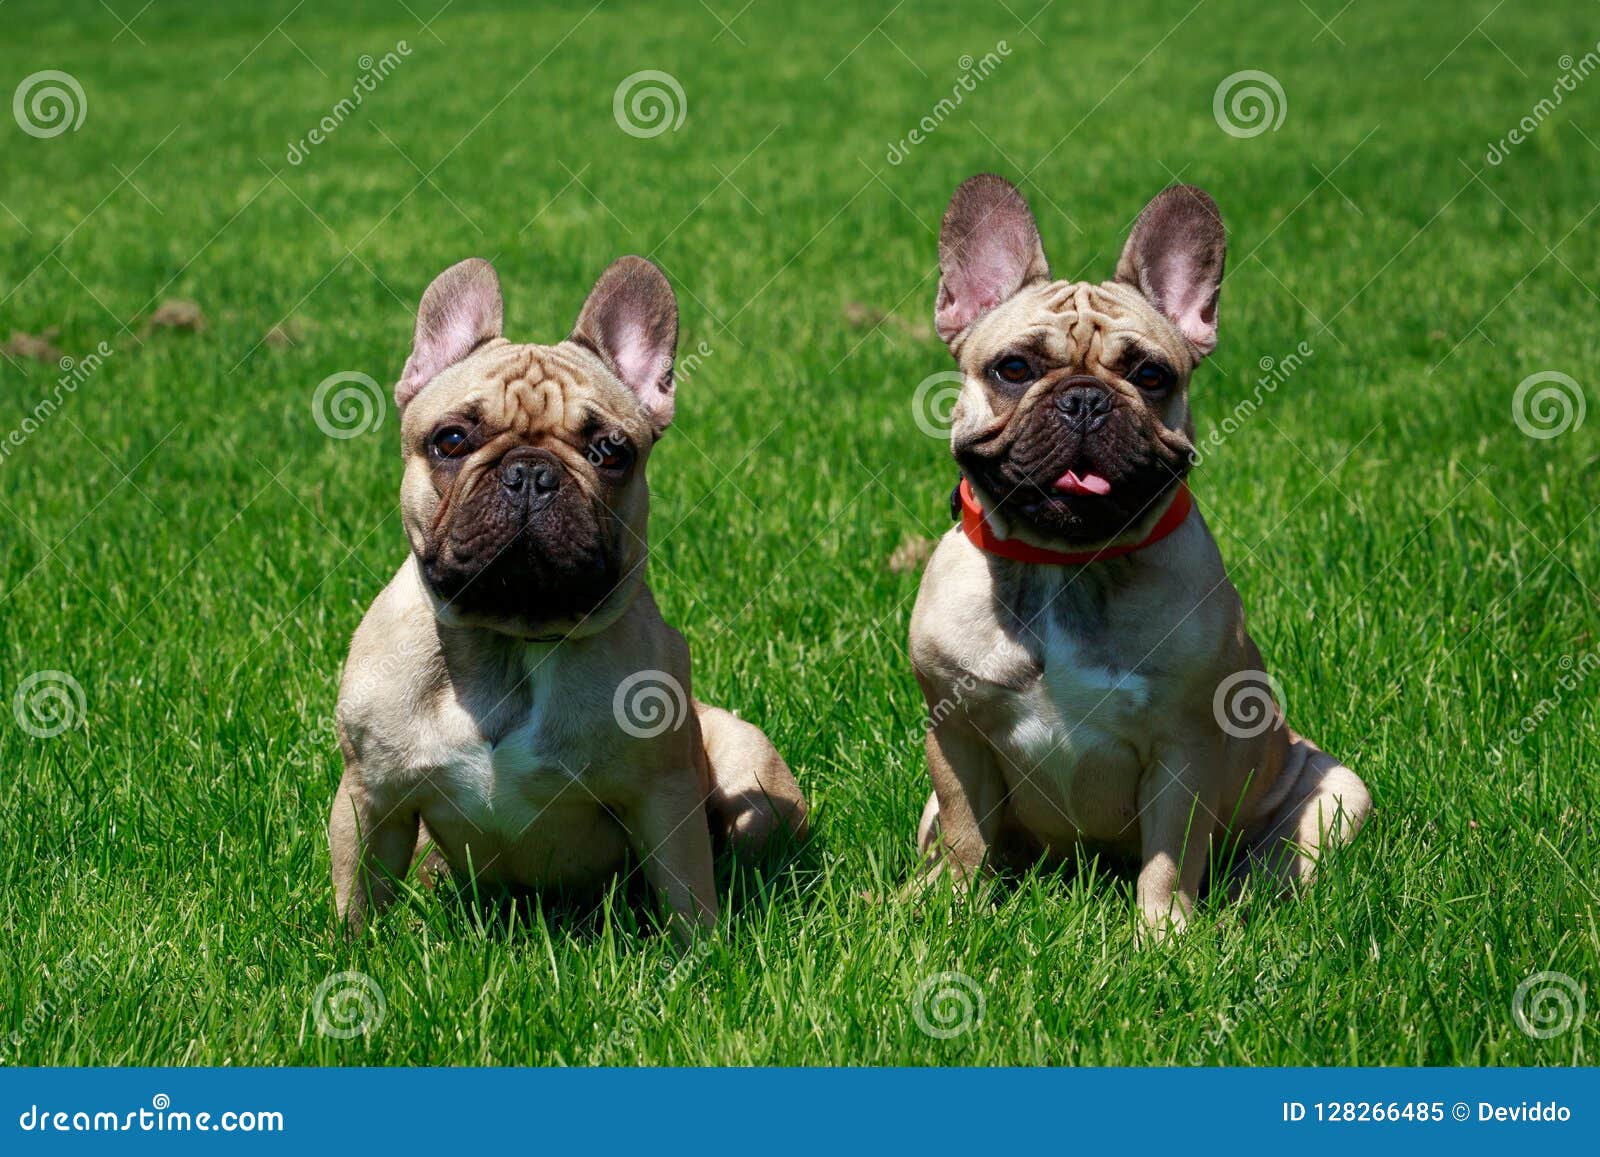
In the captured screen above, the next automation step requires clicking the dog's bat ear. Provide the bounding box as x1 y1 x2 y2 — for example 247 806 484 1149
396 258 504 409
572 255 679 431
1115 185 1226 357
935 173 1050 346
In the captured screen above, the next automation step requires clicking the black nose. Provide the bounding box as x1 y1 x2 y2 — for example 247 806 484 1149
1057 382 1113 426
500 458 560 496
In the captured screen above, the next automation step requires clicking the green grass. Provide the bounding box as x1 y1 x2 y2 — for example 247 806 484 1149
2 0 1597 1066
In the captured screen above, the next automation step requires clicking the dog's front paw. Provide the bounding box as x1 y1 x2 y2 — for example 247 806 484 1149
1135 901 1189 948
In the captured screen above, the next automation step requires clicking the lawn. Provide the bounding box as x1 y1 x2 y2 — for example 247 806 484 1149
1 0 1596 1066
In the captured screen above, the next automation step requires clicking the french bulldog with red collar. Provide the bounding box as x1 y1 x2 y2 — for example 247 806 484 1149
908 175 1369 940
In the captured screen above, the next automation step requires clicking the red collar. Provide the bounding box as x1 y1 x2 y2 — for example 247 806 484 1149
958 477 1193 565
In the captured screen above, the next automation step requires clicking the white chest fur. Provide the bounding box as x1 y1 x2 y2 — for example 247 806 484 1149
990 615 1155 834
406 660 593 837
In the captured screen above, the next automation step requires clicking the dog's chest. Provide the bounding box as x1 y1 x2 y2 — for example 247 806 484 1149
990 612 1158 837
417 662 599 832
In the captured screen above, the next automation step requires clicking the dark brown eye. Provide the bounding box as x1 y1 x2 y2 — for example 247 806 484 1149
991 355 1034 386
431 427 470 458
1131 362 1172 393
587 432 633 473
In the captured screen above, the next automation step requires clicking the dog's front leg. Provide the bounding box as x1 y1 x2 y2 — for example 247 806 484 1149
629 773 719 940
329 763 420 937
1134 747 1221 945
916 713 1007 894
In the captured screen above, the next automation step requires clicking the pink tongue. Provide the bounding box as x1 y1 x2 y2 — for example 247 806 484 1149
1053 469 1112 496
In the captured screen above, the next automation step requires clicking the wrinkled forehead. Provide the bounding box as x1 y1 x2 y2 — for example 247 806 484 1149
968 280 1194 370
406 340 646 438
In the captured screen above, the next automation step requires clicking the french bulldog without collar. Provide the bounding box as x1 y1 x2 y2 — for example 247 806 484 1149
908 175 1370 941
330 256 808 937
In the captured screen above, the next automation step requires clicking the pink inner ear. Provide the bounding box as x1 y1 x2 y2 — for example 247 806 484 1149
611 322 659 394
1156 254 1217 355
396 262 503 407
398 307 483 405
936 265 1007 338
937 217 1040 338
608 319 674 427
1177 309 1217 355
963 263 1010 317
